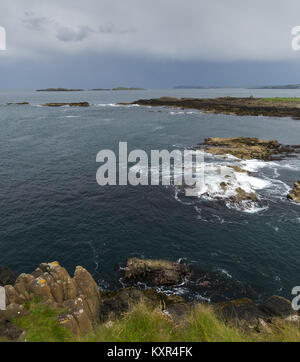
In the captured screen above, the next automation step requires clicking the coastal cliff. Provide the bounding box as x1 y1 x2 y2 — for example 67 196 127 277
0 259 299 342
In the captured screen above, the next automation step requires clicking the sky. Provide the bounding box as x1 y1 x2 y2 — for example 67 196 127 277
1 0 300 89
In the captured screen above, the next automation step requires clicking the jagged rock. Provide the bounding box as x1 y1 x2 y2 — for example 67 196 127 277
231 188 258 203
73 266 101 325
260 295 297 318
125 258 191 286
1 261 101 336
42 102 90 107
287 181 300 203
0 267 16 286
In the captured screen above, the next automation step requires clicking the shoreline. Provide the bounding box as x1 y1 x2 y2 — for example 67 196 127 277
1 259 298 341
123 96 300 119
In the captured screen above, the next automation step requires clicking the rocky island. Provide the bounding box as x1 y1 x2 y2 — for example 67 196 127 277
36 88 84 92
125 96 300 119
42 102 90 107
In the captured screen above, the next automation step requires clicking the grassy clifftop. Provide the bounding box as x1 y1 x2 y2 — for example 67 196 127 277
4 300 300 342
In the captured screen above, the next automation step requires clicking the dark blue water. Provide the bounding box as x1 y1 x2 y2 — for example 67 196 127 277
0 89 299 300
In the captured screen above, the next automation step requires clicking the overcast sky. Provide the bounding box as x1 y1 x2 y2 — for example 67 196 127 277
1 0 300 89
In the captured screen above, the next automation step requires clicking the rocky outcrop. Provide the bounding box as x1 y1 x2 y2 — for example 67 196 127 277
201 137 297 161
287 181 300 203
125 258 191 286
7 102 29 106
260 295 298 318
42 102 90 107
0 267 16 287
1 262 101 337
127 96 300 119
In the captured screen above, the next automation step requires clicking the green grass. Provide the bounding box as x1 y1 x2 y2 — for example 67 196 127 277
5 300 300 342
261 97 300 102
13 301 72 342
82 302 300 343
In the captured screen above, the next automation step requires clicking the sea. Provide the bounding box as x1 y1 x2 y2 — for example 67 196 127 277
0 88 299 302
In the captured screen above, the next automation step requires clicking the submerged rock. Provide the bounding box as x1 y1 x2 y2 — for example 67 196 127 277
42 102 90 107
125 258 191 286
287 181 300 203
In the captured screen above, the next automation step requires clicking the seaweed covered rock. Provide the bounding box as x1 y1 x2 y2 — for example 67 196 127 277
125 258 191 286
202 137 294 161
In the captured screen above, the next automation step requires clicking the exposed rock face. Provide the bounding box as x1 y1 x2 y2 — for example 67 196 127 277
0 267 16 286
201 137 296 161
125 258 191 286
128 96 300 118
42 102 90 107
1 261 101 337
287 181 300 203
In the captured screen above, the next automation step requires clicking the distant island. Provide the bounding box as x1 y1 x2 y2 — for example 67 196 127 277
37 87 146 92
88 88 111 91
249 84 300 89
112 87 145 91
174 85 222 89
36 88 84 92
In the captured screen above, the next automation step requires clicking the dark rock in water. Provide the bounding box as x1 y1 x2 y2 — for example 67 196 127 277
125 258 191 286
42 102 90 107
287 181 300 203
7 102 29 105
0 267 16 286
121 259 260 303
260 295 297 318
185 267 260 303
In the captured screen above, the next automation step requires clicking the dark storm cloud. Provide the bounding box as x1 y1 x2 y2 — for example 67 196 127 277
1 0 300 89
